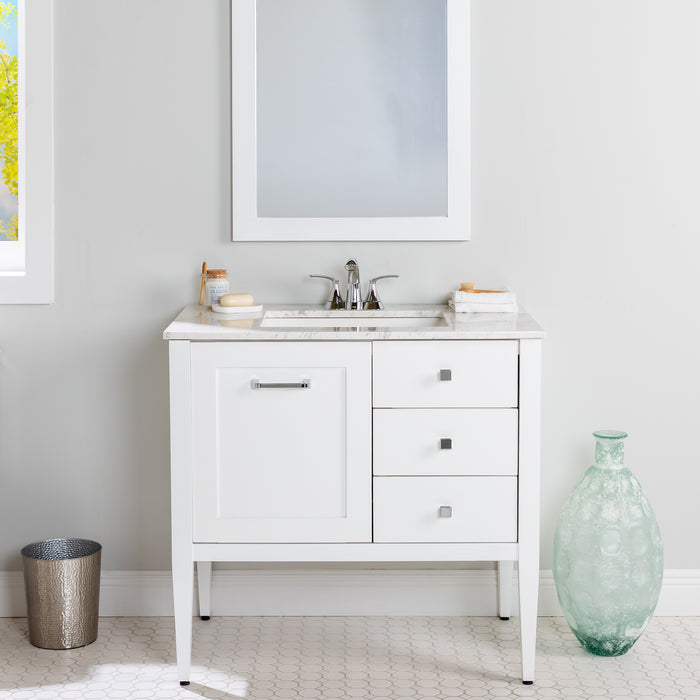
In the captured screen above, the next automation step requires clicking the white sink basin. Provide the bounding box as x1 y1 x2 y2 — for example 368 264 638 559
260 311 447 329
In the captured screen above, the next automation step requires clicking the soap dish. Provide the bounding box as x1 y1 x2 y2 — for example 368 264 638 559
211 303 263 314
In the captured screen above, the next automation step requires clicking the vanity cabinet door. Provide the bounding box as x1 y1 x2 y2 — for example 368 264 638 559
190 342 372 543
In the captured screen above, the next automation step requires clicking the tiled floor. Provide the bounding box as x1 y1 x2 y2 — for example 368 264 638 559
0 616 698 699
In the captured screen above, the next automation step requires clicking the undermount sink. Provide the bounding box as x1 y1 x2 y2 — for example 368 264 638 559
260 311 447 329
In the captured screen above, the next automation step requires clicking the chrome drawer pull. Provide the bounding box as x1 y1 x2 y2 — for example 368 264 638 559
251 379 310 390
439 369 452 381
438 506 453 518
440 438 453 450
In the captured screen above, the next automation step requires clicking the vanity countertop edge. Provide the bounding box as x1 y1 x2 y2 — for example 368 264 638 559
163 305 545 341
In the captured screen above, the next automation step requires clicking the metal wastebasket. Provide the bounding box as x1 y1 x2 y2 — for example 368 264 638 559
21 538 102 649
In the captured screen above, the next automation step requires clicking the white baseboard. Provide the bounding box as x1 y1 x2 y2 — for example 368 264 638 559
1 568 698 618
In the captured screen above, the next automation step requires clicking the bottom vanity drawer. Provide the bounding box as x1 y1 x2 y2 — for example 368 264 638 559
373 477 517 543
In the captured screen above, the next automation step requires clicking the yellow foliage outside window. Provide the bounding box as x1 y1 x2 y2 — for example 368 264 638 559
0 1 18 241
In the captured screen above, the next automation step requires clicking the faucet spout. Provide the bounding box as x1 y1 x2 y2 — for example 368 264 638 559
344 259 362 310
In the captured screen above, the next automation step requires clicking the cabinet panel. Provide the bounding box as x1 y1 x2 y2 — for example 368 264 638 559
373 340 518 408
373 408 518 476
373 476 517 543
191 342 371 543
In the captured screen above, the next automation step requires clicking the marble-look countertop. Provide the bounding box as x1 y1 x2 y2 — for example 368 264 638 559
163 305 545 340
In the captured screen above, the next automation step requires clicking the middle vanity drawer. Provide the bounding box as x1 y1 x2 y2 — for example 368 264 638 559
373 340 518 408
373 409 518 476
373 476 518 543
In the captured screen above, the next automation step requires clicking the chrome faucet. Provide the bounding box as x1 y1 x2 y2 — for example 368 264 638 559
363 275 399 310
309 274 344 309
344 258 362 310
310 260 398 310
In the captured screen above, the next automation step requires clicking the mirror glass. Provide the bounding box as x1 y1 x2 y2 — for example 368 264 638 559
256 0 447 218
231 0 469 241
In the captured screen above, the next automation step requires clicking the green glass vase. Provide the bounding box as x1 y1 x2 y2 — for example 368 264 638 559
553 430 663 656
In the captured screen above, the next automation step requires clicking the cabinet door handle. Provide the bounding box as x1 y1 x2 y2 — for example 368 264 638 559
438 506 453 518
251 379 311 390
439 369 452 381
440 438 453 450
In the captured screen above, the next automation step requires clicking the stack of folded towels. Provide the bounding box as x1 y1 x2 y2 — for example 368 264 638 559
448 283 518 313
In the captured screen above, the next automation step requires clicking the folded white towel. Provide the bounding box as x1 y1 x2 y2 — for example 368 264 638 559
451 288 516 304
449 287 517 313
449 299 518 313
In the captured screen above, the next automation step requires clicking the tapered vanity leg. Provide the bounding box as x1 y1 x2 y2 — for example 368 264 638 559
497 560 514 620
197 561 212 620
173 556 194 685
169 341 195 686
518 557 539 684
517 339 542 685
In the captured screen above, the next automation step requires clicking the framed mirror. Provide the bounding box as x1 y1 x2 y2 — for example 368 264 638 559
232 0 470 241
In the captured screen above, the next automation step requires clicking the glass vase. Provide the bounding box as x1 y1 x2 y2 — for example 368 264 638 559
553 430 663 656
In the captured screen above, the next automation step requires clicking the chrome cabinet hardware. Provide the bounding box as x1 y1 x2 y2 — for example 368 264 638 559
439 369 452 381
363 275 399 310
438 506 453 518
251 379 310 390
309 275 344 310
440 438 453 450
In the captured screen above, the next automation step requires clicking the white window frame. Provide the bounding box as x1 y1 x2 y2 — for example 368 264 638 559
0 0 53 304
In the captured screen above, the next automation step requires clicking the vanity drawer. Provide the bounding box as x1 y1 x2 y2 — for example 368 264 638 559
372 341 518 408
373 476 517 543
373 408 518 476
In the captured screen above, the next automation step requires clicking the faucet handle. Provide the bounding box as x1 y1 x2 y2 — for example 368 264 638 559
309 274 344 310
370 275 399 283
363 275 399 310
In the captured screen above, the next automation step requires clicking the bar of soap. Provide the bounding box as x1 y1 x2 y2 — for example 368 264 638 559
219 293 254 307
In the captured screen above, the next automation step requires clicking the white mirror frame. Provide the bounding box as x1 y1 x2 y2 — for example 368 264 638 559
231 0 470 242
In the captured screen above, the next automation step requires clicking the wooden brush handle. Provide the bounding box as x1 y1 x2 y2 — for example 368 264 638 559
199 262 207 305
459 282 505 294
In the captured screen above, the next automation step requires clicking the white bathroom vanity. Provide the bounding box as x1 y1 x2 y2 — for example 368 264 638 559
164 305 544 685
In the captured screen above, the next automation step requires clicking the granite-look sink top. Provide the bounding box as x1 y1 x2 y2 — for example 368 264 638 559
259 310 447 328
163 305 545 340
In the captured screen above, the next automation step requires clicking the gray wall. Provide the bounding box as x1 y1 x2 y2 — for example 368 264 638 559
1 0 698 571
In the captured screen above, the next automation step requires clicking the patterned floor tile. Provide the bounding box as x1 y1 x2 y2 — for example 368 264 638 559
0 617 698 698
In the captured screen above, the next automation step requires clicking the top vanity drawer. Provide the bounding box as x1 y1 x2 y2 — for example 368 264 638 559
373 341 518 408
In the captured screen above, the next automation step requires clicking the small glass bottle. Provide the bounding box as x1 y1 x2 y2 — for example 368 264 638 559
205 269 229 306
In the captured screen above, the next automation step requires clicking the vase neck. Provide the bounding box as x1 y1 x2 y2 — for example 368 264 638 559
593 430 628 470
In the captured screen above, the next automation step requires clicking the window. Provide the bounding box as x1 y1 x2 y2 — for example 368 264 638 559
0 0 53 304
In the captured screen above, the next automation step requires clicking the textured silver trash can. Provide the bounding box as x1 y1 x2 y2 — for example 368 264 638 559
21 538 102 649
